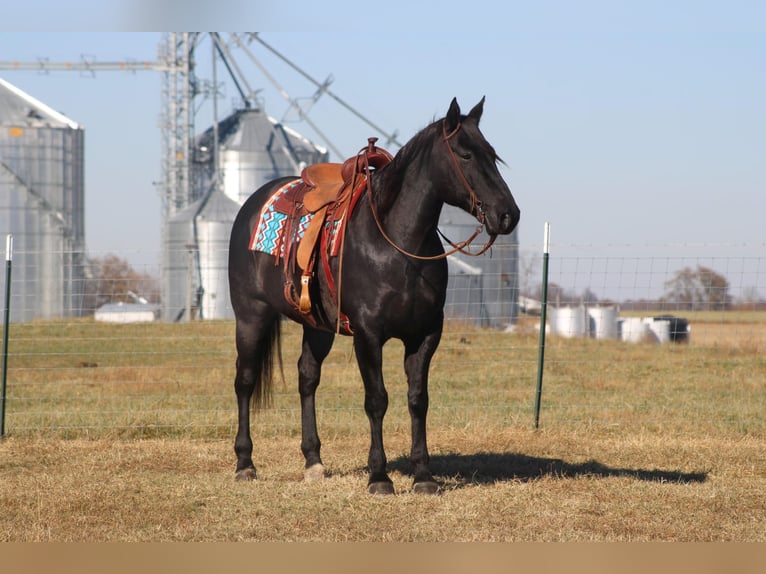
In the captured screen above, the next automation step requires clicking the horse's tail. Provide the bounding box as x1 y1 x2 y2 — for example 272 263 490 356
252 316 284 410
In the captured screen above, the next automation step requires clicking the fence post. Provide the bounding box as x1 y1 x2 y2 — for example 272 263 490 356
534 223 550 429
1 234 13 438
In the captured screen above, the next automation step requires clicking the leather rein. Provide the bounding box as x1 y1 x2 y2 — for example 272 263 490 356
366 120 497 261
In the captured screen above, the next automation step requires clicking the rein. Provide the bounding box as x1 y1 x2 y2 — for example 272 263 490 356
367 121 497 261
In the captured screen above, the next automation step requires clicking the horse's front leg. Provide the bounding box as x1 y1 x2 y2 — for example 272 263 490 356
298 327 334 481
353 330 394 495
404 323 443 494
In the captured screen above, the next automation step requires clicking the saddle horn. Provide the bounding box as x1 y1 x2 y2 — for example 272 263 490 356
341 137 394 182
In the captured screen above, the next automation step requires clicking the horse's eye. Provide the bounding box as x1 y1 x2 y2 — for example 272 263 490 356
460 151 472 160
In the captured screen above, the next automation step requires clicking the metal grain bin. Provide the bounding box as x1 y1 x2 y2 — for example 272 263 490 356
445 256 489 326
195 190 241 320
439 205 519 328
0 77 85 322
194 108 329 205
161 188 241 321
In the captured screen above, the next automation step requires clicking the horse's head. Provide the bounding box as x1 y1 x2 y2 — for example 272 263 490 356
439 97 520 236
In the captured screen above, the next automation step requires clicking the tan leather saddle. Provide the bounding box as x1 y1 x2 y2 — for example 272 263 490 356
284 138 394 333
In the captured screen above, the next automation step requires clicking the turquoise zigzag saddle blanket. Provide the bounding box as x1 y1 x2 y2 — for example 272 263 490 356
248 178 346 264
249 179 312 260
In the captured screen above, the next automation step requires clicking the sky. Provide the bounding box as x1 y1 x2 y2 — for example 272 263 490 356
1 1 764 298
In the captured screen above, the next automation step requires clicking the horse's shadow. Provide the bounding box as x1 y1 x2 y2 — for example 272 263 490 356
388 451 708 488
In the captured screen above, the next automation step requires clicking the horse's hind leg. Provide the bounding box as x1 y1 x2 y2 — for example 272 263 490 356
298 327 334 481
233 304 280 481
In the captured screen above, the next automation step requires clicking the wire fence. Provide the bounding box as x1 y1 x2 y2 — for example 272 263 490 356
1 242 765 440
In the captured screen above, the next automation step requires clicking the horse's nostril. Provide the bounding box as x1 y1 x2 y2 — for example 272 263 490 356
500 212 512 232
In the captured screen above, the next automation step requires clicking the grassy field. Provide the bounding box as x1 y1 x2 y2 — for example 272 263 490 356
0 312 764 541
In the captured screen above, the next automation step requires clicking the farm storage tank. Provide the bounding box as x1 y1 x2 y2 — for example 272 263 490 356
645 317 672 344
619 317 654 343
439 206 519 328
195 189 241 320
549 305 587 338
619 316 690 344
587 305 619 340
0 77 85 322
445 256 489 326
194 108 329 204
651 315 690 343
162 188 241 321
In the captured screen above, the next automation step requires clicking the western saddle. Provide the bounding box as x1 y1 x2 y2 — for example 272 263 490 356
284 138 393 333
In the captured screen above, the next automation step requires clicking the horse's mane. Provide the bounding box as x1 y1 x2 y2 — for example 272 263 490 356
390 117 444 169
370 110 501 212
390 112 501 168
368 119 443 211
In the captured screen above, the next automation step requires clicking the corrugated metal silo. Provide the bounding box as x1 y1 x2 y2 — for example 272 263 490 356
194 108 329 205
440 205 519 328
196 189 241 320
163 199 199 322
162 188 241 321
0 77 86 322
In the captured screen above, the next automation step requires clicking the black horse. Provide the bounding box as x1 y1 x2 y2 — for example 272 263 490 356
228 98 520 494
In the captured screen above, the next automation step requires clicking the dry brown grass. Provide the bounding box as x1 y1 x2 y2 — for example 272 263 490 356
689 322 766 353
1 429 763 541
0 315 764 541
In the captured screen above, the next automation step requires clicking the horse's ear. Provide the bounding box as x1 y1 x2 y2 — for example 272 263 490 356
467 96 485 123
445 97 461 132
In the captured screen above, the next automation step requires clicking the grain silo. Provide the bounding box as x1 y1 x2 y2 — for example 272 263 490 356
0 77 86 322
162 187 241 321
161 107 328 321
440 206 520 328
194 107 329 205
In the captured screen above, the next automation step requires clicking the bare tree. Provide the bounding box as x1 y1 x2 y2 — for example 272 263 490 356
662 265 732 311
83 255 160 314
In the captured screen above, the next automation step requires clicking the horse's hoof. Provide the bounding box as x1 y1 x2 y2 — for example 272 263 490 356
304 463 326 482
234 467 257 481
413 481 441 495
368 481 395 495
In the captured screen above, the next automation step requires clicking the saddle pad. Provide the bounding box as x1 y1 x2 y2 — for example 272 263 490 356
249 179 314 259
249 178 348 262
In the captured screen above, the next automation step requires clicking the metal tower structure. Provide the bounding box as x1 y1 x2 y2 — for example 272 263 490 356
159 32 194 217
1 32 403 222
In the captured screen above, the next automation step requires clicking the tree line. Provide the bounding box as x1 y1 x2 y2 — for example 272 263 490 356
84 257 764 315
523 264 764 312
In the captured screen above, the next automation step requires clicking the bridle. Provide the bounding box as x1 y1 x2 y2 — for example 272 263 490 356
367 120 497 261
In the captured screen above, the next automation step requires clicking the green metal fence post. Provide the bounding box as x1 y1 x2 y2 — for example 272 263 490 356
534 223 550 429
1 234 13 438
